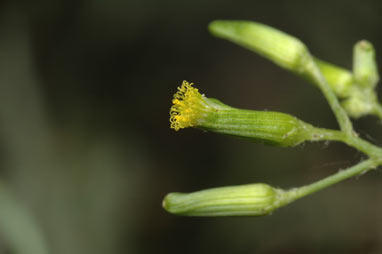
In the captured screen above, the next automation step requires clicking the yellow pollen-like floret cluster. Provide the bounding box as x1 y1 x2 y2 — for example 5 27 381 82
170 81 204 131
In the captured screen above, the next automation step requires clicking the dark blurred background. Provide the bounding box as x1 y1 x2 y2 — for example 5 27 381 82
0 0 381 253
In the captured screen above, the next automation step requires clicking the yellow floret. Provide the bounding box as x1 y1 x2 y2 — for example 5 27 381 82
170 81 205 131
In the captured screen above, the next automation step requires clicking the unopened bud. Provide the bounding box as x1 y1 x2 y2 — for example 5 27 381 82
341 88 378 118
162 183 282 216
353 40 379 88
208 20 311 75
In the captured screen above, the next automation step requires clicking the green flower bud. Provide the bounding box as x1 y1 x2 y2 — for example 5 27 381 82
170 81 315 147
341 88 378 118
353 40 379 88
162 183 283 216
208 20 311 75
313 58 354 98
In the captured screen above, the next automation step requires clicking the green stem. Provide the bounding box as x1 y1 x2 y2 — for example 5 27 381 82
311 127 382 159
283 159 377 204
276 127 382 207
306 60 355 135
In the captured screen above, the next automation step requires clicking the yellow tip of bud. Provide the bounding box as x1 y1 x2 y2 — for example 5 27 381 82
170 81 205 131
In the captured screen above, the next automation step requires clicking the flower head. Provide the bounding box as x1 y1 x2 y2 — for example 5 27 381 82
170 81 207 131
169 80 314 147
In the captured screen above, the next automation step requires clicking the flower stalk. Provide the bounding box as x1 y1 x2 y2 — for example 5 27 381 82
313 58 354 98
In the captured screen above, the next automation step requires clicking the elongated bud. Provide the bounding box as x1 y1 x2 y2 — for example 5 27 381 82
353 40 379 88
170 81 315 147
208 20 311 75
162 183 283 216
313 58 354 98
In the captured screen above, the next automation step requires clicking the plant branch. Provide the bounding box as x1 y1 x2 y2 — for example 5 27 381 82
282 159 378 205
305 60 355 135
310 127 382 159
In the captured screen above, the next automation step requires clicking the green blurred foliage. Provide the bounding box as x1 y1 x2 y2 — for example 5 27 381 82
0 0 381 253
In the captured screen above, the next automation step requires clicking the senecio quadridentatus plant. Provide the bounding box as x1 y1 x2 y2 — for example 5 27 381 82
162 20 382 217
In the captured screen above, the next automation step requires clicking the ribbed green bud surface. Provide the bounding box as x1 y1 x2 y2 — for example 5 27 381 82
199 100 314 147
163 183 281 216
208 20 310 74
